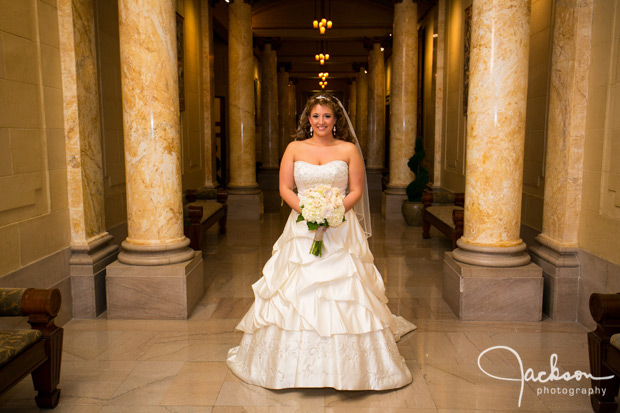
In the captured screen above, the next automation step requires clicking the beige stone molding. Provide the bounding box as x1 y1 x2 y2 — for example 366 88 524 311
529 233 579 268
69 233 118 265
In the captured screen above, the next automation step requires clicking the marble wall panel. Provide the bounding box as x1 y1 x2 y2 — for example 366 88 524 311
580 0 620 266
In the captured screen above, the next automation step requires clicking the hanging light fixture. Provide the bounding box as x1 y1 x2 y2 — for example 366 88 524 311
312 0 332 34
314 41 330 65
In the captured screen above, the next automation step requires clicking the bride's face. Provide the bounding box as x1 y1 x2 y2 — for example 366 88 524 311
308 104 335 138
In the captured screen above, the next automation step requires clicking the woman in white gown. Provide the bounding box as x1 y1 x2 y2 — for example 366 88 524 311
227 94 416 390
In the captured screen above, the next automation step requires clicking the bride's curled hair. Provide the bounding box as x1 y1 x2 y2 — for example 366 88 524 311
295 94 353 142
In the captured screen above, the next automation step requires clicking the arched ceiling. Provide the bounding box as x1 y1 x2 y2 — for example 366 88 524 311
247 0 436 81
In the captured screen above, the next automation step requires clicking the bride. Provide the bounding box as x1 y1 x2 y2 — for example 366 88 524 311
227 93 416 390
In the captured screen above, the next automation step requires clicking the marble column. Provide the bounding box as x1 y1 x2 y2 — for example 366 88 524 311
227 0 261 219
443 0 543 321
367 42 386 171
529 0 593 321
355 67 368 159
433 0 446 188
277 66 290 159
366 42 386 215
257 42 280 212
260 43 279 170
58 0 119 318
201 0 217 188
385 0 417 220
288 80 297 140
106 0 203 319
348 78 357 129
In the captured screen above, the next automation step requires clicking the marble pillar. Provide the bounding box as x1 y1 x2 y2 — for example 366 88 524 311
278 66 290 159
260 43 279 170
349 79 357 129
367 42 386 171
355 68 368 158
58 0 119 318
288 81 297 141
433 0 446 188
201 0 217 188
106 0 203 319
529 0 593 321
366 43 386 215
385 0 417 220
227 0 261 219
257 42 280 212
444 0 543 321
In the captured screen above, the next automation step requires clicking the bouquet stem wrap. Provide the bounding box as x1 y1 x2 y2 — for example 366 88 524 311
310 226 327 256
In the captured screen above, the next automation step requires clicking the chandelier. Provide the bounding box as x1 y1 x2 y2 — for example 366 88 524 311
314 41 330 65
318 72 328 88
312 0 332 35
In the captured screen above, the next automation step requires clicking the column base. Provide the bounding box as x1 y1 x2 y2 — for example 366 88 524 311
106 251 204 319
529 235 579 321
452 238 531 267
70 233 119 318
258 169 280 213
443 252 543 321
383 185 407 221
228 186 262 219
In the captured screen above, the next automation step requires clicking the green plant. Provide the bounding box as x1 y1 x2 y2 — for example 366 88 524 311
406 136 429 202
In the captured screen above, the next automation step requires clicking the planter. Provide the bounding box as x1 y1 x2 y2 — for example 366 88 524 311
402 200 423 226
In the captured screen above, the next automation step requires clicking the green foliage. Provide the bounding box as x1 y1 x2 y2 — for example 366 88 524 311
405 136 429 202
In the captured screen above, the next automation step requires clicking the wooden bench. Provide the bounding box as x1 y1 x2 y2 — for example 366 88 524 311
421 191 464 249
587 293 620 412
183 188 228 252
0 288 63 408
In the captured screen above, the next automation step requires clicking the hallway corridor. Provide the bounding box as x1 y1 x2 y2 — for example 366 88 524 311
0 211 593 411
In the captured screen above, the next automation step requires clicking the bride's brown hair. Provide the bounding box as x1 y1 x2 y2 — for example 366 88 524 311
294 94 353 142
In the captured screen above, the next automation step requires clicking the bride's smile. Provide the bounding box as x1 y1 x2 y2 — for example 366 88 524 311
309 105 336 139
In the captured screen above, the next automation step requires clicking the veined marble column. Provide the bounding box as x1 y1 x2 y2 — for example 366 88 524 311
367 42 386 171
201 0 217 188
260 43 279 170
227 0 261 218
385 0 417 220
257 41 280 213
58 0 118 318
348 78 357 129
277 66 290 159
529 0 593 321
288 80 297 141
355 67 368 157
106 0 203 319
443 0 543 321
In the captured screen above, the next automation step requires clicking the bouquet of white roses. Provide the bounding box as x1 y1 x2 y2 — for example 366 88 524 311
297 184 346 256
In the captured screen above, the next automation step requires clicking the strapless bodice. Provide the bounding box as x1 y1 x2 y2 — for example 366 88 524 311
294 160 348 194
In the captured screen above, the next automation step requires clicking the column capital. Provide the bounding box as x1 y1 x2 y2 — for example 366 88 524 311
277 62 292 72
392 0 421 4
255 37 281 51
363 36 390 50
352 62 368 72
226 0 255 4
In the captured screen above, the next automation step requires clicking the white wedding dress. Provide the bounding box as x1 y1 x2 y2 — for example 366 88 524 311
227 160 417 390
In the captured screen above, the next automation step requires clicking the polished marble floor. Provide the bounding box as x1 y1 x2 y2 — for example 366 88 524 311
0 209 600 412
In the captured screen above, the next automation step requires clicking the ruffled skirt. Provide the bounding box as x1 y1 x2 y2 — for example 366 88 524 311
227 210 416 390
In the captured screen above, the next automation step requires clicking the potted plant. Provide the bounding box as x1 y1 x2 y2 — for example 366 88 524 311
402 136 429 226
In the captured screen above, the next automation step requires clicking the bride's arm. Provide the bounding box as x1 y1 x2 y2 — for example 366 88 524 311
279 142 302 213
344 144 363 212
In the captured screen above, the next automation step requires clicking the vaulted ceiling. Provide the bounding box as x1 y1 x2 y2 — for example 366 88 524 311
246 0 436 81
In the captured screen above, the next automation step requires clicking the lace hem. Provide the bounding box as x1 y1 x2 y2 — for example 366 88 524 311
227 325 413 391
